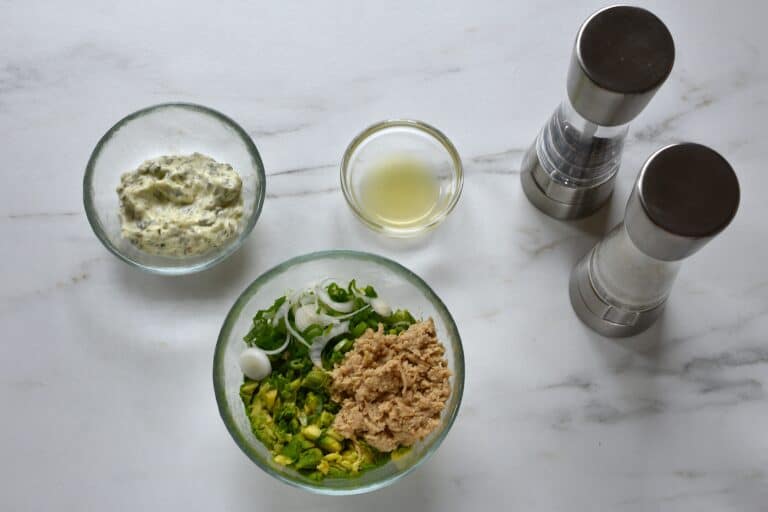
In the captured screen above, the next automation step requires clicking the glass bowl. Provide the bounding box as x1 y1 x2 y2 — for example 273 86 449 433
213 250 465 495
340 120 463 237
83 103 266 275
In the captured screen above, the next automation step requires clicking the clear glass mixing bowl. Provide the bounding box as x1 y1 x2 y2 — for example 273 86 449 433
340 120 463 237
213 250 465 494
83 103 266 275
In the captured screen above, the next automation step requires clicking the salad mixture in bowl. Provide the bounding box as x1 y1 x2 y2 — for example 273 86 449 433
214 251 464 495
238 278 450 480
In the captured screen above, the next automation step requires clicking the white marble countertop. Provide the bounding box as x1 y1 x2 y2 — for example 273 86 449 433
2 0 767 510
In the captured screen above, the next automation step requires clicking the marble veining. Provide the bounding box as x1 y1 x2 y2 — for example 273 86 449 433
2 0 768 511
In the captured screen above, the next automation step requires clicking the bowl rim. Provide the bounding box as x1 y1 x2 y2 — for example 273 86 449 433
339 119 464 237
213 249 465 495
82 102 266 275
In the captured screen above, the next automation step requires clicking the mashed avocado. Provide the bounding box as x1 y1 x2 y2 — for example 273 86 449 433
239 349 390 480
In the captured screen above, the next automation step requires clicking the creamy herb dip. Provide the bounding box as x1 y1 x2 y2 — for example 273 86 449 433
116 153 244 257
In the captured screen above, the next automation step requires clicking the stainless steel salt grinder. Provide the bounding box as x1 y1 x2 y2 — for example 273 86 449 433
521 5 675 219
570 143 740 337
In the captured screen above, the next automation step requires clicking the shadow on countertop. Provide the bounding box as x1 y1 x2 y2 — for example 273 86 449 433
111 236 262 303
226 451 461 512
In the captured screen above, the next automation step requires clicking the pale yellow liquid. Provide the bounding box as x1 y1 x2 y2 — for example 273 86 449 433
360 157 440 228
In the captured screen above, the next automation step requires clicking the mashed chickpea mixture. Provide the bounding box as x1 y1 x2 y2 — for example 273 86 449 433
116 153 243 257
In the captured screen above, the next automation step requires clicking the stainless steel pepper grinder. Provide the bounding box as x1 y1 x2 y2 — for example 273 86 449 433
570 143 740 337
521 5 675 219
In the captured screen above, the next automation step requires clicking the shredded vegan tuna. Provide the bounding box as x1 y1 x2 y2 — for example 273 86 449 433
330 319 451 452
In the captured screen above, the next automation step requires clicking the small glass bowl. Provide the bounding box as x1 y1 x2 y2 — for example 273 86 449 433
83 103 266 275
340 120 463 237
213 250 465 495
